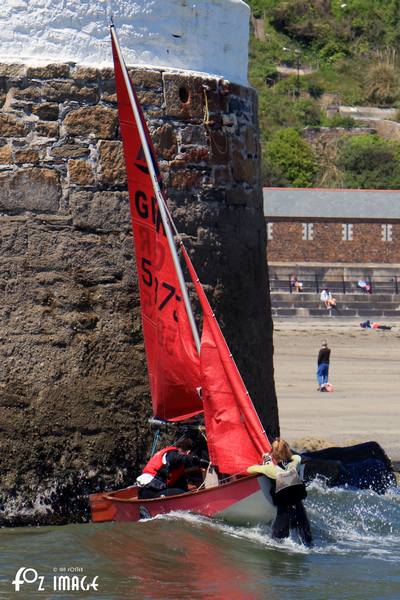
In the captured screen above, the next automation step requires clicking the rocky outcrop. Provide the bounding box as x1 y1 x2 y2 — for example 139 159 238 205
0 62 277 524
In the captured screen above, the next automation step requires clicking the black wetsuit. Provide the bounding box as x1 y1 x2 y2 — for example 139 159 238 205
271 463 313 545
271 492 313 545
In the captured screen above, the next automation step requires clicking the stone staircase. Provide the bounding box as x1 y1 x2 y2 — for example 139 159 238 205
269 264 400 318
270 292 400 318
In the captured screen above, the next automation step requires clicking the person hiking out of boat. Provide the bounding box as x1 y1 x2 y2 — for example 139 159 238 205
136 436 208 499
247 438 313 546
317 340 331 392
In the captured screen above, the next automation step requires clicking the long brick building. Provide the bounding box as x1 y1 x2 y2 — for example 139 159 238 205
264 188 400 263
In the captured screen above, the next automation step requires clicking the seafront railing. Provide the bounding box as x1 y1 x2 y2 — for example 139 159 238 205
269 274 400 295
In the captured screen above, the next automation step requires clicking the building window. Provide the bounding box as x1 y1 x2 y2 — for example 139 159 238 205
302 223 314 241
342 223 353 241
267 222 273 240
382 224 392 242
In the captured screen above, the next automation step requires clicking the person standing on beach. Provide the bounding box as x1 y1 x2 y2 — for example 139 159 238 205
317 340 331 391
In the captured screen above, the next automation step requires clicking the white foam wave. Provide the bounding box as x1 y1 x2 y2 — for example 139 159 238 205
143 484 400 562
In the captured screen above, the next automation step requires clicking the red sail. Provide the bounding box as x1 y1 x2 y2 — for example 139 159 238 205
111 35 202 421
181 247 271 473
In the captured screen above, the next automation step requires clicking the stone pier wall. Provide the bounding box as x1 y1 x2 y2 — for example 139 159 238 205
0 62 277 524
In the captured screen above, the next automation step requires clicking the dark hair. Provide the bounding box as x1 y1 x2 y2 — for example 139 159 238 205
176 437 193 452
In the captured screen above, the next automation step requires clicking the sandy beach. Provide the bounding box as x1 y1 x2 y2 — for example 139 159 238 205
273 319 400 461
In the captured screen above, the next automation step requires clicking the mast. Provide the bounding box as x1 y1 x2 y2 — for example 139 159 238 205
110 24 201 354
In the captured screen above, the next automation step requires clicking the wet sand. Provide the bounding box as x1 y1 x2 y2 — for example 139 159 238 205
273 319 400 460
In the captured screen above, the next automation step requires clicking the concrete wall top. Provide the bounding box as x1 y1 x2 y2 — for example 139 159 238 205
0 0 250 85
264 187 400 220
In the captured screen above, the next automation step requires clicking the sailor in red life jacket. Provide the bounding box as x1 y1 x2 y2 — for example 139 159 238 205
136 436 208 499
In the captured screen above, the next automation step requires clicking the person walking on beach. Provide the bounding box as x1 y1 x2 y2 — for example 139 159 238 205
317 340 331 391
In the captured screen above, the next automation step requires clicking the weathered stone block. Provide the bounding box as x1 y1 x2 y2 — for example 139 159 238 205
68 160 95 186
70 191 130 232
232 152 257 183
229 81 254 100
32 103 59 121
209 129 230 164
211 165 230 185
180 124 207 146
0 168 61 213
201 78 229 114
99 68 114 80
163 73 204 119
50 144 89 159
72 66 100 82
100 91 117 105
0 64 26 78
15 149 40 164
169 168 203 190
171 146 209 165
128 68 162 89
136 90 163 107
11 86 42 101
0 114 28 137
63 106 117 139
36 122 59 138
228 96 250 116
43 81 99 103
98 141 126 185
0 219 29 256
153 123 178 160
244 127 258 156
0 144 12 163
27 64 71 79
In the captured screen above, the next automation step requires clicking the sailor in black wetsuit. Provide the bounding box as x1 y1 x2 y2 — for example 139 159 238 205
248 438 313 545
136 437 208 499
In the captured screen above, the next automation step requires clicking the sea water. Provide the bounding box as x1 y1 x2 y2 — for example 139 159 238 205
0 481 399 599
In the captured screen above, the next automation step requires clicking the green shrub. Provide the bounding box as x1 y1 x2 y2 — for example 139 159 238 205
307 83 324 99
337 135 400 188
263 128 318 187
293 98 323 126
324 114 358 128
364 62 400 105
318 40 349 63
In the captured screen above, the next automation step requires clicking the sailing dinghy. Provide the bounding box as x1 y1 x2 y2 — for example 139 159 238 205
89 25 276 525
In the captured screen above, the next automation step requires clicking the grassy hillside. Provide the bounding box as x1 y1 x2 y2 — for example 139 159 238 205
246 0 400 187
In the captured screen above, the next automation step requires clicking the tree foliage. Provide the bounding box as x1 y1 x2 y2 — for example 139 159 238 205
248 0 400 107
247 0 400 187
263 128 318 187
337 135 400 189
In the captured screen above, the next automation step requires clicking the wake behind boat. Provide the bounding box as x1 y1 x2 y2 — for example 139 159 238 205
90 25 277 525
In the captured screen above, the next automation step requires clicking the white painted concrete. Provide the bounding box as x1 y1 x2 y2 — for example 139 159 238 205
1 0 250 84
